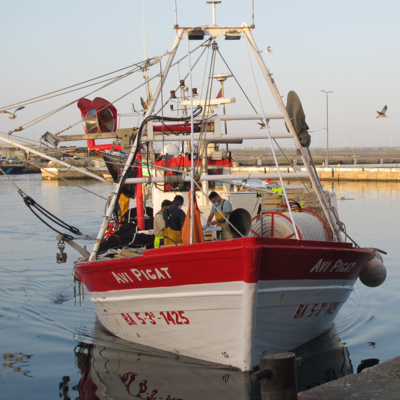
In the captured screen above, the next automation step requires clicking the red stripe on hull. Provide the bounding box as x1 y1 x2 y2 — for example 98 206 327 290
76 238 373 293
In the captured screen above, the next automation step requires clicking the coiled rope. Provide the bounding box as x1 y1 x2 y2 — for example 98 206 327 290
250 211 329 241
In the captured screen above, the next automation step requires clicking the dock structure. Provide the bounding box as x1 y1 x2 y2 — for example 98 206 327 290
232 166 400 182
298 356 400 400
230 146 400 181
313 165 400 182
232 146 400 167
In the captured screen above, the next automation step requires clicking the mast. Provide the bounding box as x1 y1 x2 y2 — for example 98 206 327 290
186 36 195 244
88 0 341 261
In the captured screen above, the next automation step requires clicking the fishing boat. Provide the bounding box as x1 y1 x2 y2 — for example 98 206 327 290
1 1 386 372
70 1 387 371
40 157 111 181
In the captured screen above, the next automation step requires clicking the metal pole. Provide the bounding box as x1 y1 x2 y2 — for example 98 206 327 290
321 90 333 166
186 34 195 244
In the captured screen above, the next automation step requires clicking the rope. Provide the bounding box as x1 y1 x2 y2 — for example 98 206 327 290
18 189 84 240
0 166 21 188
250 212 328 241
7 59 161 135
330 205 360 247
11 67 143 134
217 49 259 115
0 63 143 111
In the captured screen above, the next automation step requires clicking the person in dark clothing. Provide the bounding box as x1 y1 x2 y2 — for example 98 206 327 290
163 195 186 245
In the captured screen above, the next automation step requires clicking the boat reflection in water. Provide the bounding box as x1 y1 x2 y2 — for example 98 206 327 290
294 326 353 392
72 322 354 399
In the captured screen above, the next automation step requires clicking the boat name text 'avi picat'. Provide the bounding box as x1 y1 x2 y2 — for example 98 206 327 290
310 259 357 274
112 267 172 284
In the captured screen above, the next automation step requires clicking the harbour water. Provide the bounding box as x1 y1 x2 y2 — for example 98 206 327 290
1 174 399 399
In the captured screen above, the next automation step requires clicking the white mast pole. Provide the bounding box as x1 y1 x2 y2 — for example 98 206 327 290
186 35 195 244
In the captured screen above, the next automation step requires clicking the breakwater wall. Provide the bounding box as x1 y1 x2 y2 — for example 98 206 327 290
233 146 400 167
232 165 400 182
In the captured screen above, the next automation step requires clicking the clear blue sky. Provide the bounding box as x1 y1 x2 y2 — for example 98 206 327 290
0 0 398 149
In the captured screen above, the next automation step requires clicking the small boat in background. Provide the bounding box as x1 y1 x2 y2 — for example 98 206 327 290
41 157 111 181
0 161 26 174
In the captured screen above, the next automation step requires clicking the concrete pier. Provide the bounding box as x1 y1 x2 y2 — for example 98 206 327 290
232 146 400 167
304 165 400 182
298 356 400 399
232 165 400 182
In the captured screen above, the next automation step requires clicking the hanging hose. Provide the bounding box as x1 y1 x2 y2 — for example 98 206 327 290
18 189 86 241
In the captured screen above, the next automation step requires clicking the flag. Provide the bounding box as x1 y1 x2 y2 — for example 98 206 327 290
216 88 223 98
182 190 204 245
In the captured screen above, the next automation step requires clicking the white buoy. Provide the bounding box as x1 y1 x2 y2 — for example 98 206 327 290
359 254 387 287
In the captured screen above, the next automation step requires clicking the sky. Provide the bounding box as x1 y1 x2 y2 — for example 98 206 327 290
0 0 399 150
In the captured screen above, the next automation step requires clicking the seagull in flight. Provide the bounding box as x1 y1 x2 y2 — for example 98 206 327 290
258 119 270 129
376 105 388 118
140 97 149 114
0 106 25 119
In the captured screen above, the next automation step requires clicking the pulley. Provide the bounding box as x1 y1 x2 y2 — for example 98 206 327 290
56 238 67 264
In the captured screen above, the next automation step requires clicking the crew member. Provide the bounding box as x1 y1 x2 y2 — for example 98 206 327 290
154 199 172 248
163 195 186 245
206 191 232 232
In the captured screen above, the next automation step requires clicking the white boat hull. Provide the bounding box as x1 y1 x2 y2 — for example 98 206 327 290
75 237 372 370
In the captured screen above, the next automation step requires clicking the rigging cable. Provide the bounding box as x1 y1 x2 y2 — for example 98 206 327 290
194 40 218 175
0 63 144 111
217 44 312 193
8 58 163 135
0 167 93 241
9 65 145 134
242 32 300 240
18 189 90 241
217 48 259 115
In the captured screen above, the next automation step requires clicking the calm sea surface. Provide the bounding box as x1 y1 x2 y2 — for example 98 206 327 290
1 174 399 399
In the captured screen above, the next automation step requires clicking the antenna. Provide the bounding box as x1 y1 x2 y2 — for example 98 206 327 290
206 1 221 25
252 0 255 26
174 0 178 27
142 0 146 59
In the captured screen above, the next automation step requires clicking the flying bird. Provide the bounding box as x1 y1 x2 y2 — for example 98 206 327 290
266 46 272 53
376 105 388 118
258 119 270 129
367 341 376 348
140 97 149 114
0 106 25 119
